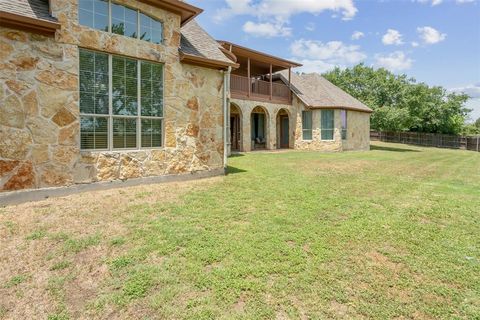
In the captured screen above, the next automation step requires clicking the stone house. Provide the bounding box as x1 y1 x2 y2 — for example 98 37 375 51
0 0 372 194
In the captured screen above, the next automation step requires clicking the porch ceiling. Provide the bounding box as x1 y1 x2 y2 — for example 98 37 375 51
218 40 301 76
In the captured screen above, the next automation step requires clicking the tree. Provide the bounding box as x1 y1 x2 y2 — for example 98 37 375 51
476 118 480 128
323 64 471 135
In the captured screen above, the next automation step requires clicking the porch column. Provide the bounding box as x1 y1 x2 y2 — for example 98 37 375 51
269 63 273 100
247 58 251 97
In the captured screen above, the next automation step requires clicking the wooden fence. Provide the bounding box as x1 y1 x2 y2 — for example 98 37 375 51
370 131 480 152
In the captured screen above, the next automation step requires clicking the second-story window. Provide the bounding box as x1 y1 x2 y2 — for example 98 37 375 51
78 0 163 44
111 3 137 38
79 0 109 32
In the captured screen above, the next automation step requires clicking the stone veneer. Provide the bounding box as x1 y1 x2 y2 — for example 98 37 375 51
230 95 370 153
0 0 225 192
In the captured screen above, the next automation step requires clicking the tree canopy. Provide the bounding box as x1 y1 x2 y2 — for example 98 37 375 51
323 64 471 135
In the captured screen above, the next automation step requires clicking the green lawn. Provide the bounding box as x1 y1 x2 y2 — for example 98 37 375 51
1 142 479 319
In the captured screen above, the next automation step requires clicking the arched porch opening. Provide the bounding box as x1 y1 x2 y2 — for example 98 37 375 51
276 108 290 149
251 106 268 150
230 103 242 152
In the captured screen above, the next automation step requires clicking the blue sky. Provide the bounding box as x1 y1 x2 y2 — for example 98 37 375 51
187 0 480 121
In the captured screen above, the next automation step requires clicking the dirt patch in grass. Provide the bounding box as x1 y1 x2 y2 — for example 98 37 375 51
0 177 221 319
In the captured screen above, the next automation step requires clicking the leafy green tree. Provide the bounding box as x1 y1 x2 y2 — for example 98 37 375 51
323 64 471 135
475 118 480 128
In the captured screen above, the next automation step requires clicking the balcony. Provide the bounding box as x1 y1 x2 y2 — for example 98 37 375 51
230 74 291 104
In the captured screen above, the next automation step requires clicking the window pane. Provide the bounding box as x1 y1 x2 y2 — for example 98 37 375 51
80 92 94 114
79 0 93 11
81 116 108 149
141 118 162 147
152 20 162 44
341 110 347 140
95 51 108 73
95 117 108 148
113 118 137 149
141 118 151 147
79 0 108 31
151 119 162 147
321 110 334 140
111 3 138 39
79 9 93 28
95 94 109 114
79 71 94 93
94 0 108 15
140 61 163 117
124 7 137 38
139 13 162 44
111 3 124 35
302 111 312 140
79 49 109 115
112 56 137 116
80 116 94 149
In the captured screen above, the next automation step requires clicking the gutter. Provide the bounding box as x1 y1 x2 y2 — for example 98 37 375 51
0 11 60 36
223 66 232 171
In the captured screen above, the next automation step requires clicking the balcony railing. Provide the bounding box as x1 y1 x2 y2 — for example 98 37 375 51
230 74 291 104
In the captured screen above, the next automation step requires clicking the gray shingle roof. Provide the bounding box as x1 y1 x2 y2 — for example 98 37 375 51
278 70 372 113
0 0 57 23
180 20 234 65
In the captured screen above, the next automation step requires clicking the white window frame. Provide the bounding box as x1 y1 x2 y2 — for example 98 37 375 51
79 48 165 152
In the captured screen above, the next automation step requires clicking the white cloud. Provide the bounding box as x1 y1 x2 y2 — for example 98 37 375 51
415 0 476 5
290 58 338 74
417 26 446 44
382 29 404 45
411 41 419 47
448 84 480 121
374 51 413 71
290 39 367 73
450 83 480 99
291 39 367 63
215 0 358 23
351 31 365 40
414 0 443 6
242 21 292 37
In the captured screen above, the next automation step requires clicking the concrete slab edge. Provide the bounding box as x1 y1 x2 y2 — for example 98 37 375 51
0 168 226 207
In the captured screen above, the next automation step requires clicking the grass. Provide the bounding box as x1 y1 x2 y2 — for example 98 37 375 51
0 142 479 319
4 275 28 288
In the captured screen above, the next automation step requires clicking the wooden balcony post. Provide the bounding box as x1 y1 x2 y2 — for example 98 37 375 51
269 64 273 100
247 58 251 97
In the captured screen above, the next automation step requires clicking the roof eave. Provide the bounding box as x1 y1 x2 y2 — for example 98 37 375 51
0 11 60 36
179 52 240 70
218 40 302 69
138 0 203 26
307 105 373 113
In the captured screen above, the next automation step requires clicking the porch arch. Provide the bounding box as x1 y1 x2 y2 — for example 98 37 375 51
229 103 243 152
250 106 269 150
276 108 291 149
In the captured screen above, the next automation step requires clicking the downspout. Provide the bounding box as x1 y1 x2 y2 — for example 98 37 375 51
223 66 232 172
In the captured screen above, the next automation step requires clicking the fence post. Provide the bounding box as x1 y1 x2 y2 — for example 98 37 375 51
477 136 479 152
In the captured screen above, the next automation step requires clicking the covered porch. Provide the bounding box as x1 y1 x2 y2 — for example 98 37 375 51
219 41 301 105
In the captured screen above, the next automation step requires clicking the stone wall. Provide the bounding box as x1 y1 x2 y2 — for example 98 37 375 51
230 98 294 152
293 97 343 152
342 110 371 151
0 0 225 192
229 96 371 153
